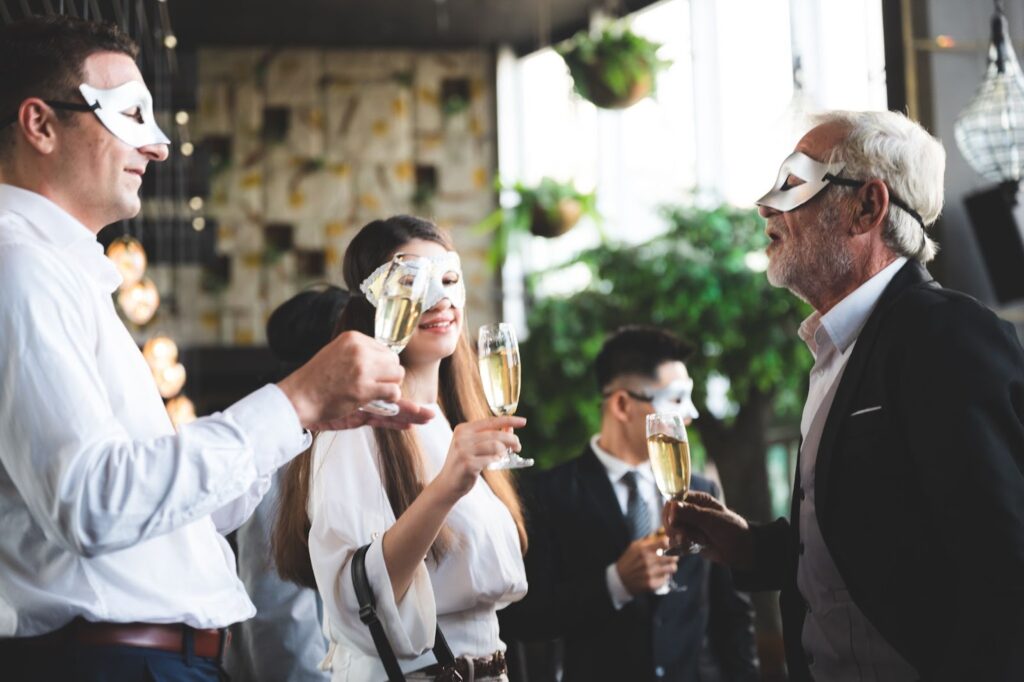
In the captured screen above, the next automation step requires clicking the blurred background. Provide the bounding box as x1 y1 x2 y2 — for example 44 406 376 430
6 0 1024 679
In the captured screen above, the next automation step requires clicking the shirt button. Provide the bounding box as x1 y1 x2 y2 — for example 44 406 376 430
655 666 666 677
798 487 806 501
799 542 806 555
806 652 815 666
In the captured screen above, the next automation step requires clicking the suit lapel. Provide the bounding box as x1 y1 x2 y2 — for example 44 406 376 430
578 446 631 551
815 260 934 532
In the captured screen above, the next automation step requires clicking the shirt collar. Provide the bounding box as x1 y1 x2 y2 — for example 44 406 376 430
799 256 907 357
0 184 123 292
590 435 656 486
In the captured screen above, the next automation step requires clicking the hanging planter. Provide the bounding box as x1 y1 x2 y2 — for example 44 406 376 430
476 177 600 268
557 24 670 110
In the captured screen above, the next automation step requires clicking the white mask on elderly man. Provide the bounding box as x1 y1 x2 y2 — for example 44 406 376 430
360 251 467 310
78 80 171 148
755 151 845 213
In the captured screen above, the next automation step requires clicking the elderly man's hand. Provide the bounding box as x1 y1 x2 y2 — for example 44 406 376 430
663 491 755 570
277 331 433 430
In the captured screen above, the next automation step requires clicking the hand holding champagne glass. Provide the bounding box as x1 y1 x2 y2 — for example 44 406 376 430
360 254 431 416
647 413 702 555
477 322 533 470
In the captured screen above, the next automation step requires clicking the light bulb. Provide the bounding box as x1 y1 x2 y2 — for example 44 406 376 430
117 278 160 325
154 362 186 399
954 9 1024 183
166 395 197 428
143 336 178 370
105 235 147 286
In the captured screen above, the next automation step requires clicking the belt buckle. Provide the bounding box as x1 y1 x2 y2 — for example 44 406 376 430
435 667 463 682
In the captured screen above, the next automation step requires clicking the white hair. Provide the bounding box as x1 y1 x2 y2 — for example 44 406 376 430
812 110 946 263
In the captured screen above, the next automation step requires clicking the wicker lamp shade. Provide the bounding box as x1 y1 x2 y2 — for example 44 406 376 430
955 7 1024 183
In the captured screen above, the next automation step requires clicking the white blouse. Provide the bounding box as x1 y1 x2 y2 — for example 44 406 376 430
308 407 527 681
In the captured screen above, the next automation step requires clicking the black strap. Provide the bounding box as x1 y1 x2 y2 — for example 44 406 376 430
352 544 461 682
823 173 926 228
1 100 99 129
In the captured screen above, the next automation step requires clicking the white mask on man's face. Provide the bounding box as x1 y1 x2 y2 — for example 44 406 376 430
755 151 845 213
79 80 170 148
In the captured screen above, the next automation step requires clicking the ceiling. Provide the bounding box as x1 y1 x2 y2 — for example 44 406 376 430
168 0 660 53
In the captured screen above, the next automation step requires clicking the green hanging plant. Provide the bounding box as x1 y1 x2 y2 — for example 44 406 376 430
557 23 671 109
475 177 600 269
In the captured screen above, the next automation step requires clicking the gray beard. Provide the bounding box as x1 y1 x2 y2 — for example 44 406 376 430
766 199 854 306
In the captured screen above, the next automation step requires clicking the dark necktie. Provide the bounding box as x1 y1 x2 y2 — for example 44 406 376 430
622 471 653 540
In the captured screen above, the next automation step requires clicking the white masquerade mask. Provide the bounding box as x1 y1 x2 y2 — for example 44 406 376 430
648 379 700 421
360 251 467 310
79 81 170 148
608 378 699 421
755 151 844 213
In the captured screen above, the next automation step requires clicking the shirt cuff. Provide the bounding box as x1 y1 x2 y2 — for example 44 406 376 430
226 384 312 476
606 562 634 610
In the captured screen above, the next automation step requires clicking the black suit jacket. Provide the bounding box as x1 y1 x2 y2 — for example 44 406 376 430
500 446 759 682
737 261 1024 681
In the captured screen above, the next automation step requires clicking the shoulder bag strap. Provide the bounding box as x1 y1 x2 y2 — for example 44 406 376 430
352 544 462 682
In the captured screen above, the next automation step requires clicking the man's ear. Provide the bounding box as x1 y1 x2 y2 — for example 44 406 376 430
853 178 889 236
606 389 631 424
18 99 59 155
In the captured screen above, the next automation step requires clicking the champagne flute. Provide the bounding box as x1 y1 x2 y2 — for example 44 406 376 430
359 254 431 416
477 323 533 470
646 413 702 556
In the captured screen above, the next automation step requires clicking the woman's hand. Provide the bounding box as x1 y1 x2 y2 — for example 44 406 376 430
434 416 526 502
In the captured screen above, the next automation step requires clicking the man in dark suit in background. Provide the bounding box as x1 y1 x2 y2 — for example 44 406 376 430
669 110 1024 681
500 326 759 682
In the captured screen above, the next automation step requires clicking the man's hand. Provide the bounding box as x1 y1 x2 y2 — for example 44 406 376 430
615 534 678 595
277 331 431 430
664 491 754 570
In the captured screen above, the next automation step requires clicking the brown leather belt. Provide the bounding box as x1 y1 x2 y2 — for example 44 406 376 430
417 650 507 679
3 620 228 659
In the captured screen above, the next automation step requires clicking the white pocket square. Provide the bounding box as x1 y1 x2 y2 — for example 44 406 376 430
850 405 882 417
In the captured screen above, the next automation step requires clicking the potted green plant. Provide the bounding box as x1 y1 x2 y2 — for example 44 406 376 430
476 177 599 268
557 23 671 109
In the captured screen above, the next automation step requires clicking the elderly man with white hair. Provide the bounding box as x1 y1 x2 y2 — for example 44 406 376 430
667 110 1024 682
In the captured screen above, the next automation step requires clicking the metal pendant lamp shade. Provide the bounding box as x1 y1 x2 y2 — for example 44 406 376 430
955 6 1024 183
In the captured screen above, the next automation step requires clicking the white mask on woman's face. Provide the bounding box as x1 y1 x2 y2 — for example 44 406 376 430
79 80 170 148
360 251 467 310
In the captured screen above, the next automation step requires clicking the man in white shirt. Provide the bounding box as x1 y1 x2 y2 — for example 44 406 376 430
0 16 430 681
501 326 758 682
668 110 1024 681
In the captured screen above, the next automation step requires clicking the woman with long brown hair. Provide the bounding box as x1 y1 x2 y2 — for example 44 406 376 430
274 216 528 681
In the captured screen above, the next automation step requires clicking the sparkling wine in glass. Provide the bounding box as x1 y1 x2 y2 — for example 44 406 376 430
646 413 702 556
360 255 430 416
477 323 533 470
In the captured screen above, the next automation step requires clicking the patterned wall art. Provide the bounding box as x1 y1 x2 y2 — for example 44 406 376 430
155 47 500 346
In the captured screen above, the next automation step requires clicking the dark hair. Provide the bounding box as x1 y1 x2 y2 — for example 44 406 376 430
266 285 351 379
0 16 138 154
273 215 527 589
595 325 695 391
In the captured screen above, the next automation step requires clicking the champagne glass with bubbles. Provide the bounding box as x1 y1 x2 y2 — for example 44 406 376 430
477 323 533 470
360 254 431 416
647 413 702 556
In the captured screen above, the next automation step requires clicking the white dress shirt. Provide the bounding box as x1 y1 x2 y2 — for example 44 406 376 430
308 409 527 681
796 256 917 681
0 184 310 637
590 436 667 608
